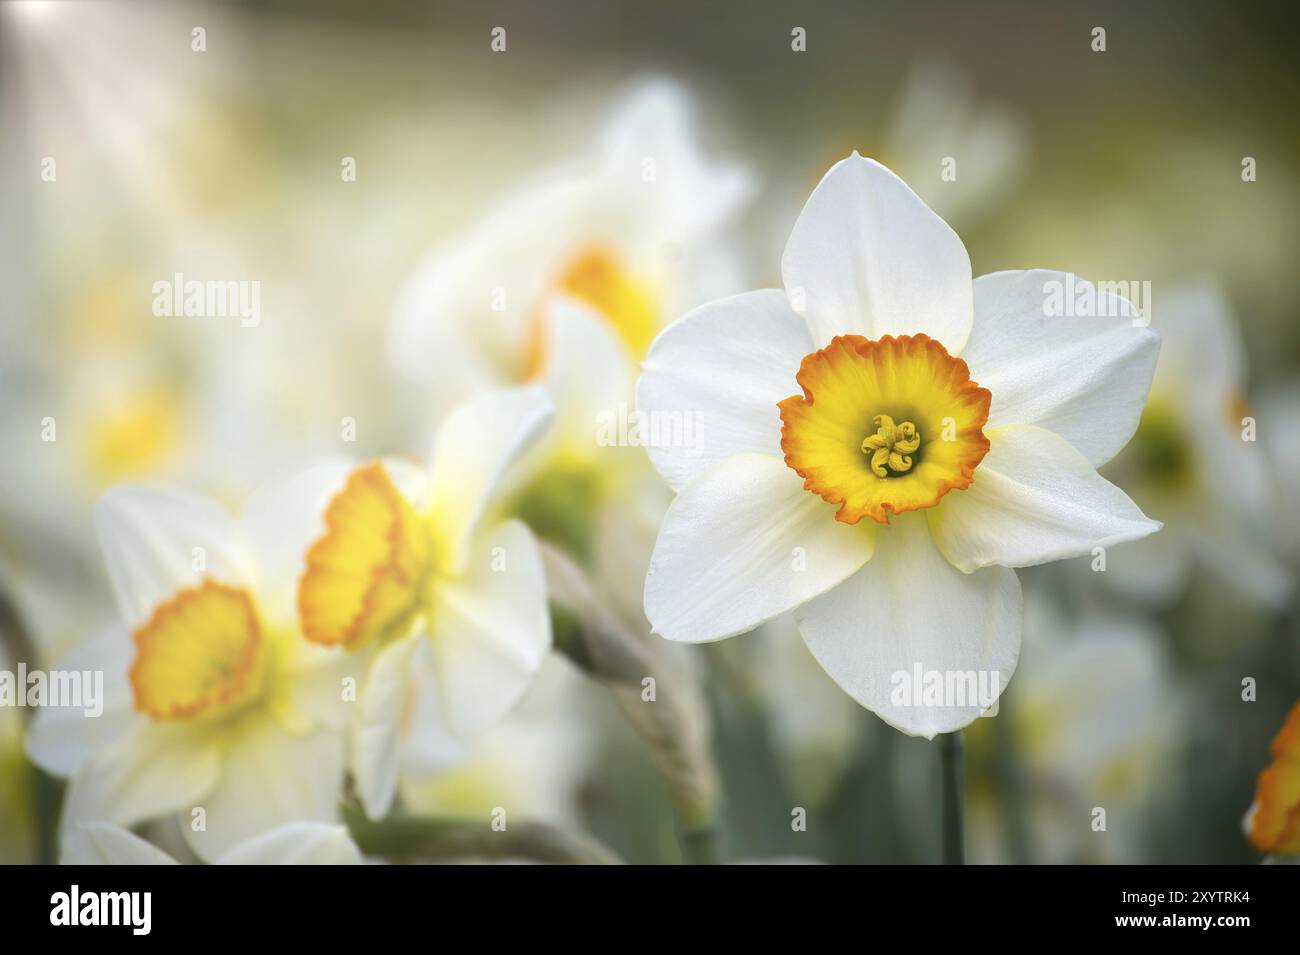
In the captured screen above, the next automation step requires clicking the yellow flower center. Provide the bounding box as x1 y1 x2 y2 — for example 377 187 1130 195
524 244 659 376
130 580 268 721
779 334 991 524
1129 400 1193 490
297 462 432 649
84 386 185 483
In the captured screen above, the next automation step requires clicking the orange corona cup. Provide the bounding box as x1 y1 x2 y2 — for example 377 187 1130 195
1247 701 1300 854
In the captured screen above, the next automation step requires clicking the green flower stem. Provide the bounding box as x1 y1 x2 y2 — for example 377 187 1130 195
0 584 55 864
940 731 965 865
542 543 723 864
675 807 720 865
343 805 623 865
991 696 1032 864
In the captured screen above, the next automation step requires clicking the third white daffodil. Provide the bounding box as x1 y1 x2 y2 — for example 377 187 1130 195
638 155 1163 737
389 78 754 425
27 481 358 860
290 386 555 820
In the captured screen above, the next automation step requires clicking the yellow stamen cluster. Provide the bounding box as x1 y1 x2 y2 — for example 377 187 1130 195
861 415 920 478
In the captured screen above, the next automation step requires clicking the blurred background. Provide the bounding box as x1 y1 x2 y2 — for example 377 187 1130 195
2 0 1298 864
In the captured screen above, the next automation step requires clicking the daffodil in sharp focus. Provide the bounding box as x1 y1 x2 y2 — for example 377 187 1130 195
637 154 1163 737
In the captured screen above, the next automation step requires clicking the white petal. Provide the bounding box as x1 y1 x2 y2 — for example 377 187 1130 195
241 462 353 627
399 670 472 778
62 823 179 865
61 724 220 833
184 722 345 861
216 823 362 865
882 58 1028 227
422 520 551 738
598 78 754 241
387 180 591 416
1155 281 1245 400
645 453 875 644
963 270 1160 467
1189 399 1275 521
929 425 1161 573
637 289 811 490
781 154 973 352
25 626 135 777
388 237 525 418
427 387 554 575
95 486 252 629
796 514 1021 738
281 641 364 733
534 296 632 460
353 633 422 820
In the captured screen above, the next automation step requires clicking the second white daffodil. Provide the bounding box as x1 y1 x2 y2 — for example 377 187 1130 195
290 385 555 820
638 155 1163 737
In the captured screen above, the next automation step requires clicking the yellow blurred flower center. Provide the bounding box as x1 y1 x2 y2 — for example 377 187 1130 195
297 461 431 650
525 244 658 375
1130 400 1192 490
130 580 267 721
779 334 991 524
84 387 183 483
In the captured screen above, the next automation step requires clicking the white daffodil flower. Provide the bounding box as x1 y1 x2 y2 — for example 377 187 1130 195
1102 283 1291 607
26 481 359 861
288 386 555 821
638 154 1162 737
63 821 362 865
389 78 754 425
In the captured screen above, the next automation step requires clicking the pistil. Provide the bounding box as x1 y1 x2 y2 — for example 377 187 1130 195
862 414 920 477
